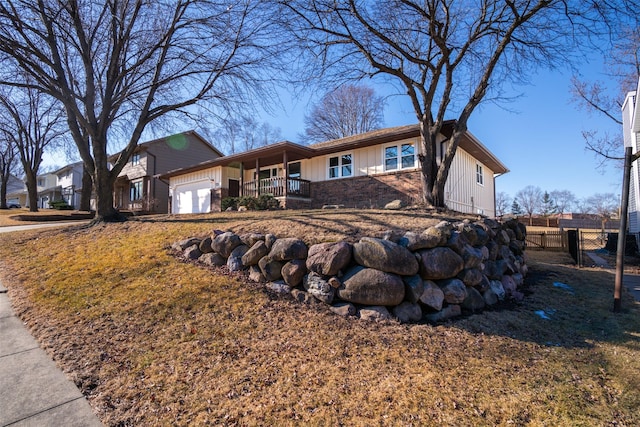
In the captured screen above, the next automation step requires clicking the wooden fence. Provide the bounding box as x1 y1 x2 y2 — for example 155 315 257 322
525 230 567 251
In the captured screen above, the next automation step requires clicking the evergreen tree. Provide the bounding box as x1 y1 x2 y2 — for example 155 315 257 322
511 200 523 216
541 191 557 217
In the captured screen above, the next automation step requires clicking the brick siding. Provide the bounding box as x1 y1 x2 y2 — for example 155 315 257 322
310 170 423 209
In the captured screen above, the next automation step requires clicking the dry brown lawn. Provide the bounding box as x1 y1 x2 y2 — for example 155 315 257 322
0 209 639 426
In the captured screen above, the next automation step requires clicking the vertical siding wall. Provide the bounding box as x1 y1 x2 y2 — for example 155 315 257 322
443 146 496 217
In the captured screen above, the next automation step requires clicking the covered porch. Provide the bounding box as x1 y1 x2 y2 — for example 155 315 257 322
221 141 314 205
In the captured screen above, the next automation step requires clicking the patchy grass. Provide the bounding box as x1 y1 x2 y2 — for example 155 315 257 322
0 209 639 426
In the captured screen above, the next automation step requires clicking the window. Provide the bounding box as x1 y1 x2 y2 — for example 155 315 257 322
329 154 353 178
255 168 278 180
385 143 416 171
37 178 45 187
288 162 301 179
476 164 484 186
131 153 140 166
130 180 143 201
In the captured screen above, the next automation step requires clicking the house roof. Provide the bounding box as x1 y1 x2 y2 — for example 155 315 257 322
310 122 509 175
160 122 508 179
160 141 316 179
52 161 83 175
108 130 224 162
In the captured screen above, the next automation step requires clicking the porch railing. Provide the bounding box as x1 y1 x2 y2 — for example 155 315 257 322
242 177 310 198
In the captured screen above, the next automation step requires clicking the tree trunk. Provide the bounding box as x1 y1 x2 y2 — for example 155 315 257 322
0 176 7 209
92 155 125 222
24 170 38 212
79 166 92 211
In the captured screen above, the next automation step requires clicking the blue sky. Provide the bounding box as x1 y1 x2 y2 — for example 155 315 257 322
40 56 623 204
265 66 623 203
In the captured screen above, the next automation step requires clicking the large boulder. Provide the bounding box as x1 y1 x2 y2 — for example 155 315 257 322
281 259 307 287
419 280 445 311
258 256 284 282
184 244 202 260
461 244 484 269
438 278 467 304
227 244 249 272
199 236 214 254
353 237 419 276
398 227 445 251
199 252 226 267
269 238 308 261
392 302 422 323
489 280 506 301
402 275 425 304
303 272 335 304
172 237 201 251
462 287 485 312
457 268 483 287
239 233 265 248
306 242 353 276
418 247 464 280
337 266 405 306
241 241 269 266
211 232 242 258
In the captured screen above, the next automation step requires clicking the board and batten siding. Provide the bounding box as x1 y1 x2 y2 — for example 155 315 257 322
169 167 223 189
443 144 497 217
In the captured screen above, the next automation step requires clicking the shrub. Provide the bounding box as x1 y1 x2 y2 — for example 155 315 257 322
224 194 280 211
49 199 73 210
221 197 239 211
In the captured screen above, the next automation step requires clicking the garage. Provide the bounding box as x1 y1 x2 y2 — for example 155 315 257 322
173 181 211 214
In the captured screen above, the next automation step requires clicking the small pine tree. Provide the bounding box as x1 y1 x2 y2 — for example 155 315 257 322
511 200 523 216
541 191 557 217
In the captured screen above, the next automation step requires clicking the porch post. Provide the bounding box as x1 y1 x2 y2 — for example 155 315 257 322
240 163 244 196
256 158 260 196
283 151 288 197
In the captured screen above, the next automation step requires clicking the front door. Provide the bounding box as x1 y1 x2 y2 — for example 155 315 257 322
228 179 240 197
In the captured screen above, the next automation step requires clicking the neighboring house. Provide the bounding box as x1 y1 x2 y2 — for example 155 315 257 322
623 77 640 233
111 130 223 214
35 173 61 209
161 122 509 217
5 173 26 206
53 162 84 208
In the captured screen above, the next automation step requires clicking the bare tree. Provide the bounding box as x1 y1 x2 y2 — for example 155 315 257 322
571 9 639 163
212 116 283 154
516 185 542 226
302 85 385 143
587 192 619 230
495 191 511 219
0 136 19 209
550 189 577 217
0 0 281 221
281 0 616 208
0 86 66 212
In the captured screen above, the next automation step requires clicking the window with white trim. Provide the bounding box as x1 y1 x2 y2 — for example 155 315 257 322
328 153 353 178
385 143 416 171
130 180 143 201
476 163 484 186
131 153 140 166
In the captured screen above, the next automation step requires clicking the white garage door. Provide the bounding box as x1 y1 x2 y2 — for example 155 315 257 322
174 182 211 214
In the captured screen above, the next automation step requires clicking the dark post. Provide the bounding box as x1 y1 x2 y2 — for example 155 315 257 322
614 146 633 312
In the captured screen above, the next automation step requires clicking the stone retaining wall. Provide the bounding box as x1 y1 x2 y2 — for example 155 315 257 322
171 218 527 323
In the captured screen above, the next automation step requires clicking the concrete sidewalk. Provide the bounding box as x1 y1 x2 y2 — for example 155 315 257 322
0 281 102 427
624 274 640 302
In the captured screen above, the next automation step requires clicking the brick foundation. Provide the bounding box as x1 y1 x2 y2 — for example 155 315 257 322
310 170 423 209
